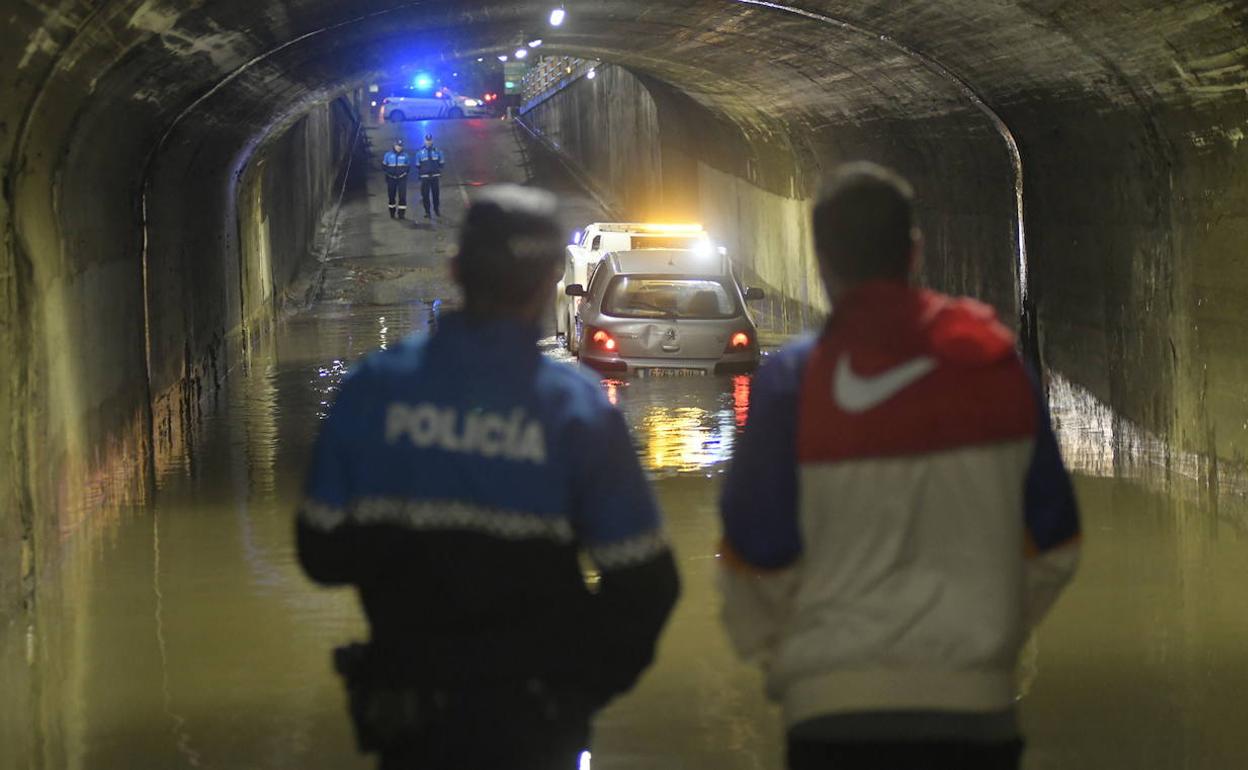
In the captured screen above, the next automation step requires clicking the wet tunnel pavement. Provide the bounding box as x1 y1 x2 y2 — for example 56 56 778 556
4 117 1248 770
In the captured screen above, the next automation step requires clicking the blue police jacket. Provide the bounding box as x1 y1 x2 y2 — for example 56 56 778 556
416 146 444 177
383 150 410 177
296 312 679 698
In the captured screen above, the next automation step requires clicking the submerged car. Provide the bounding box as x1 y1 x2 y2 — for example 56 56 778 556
566 249 765 376
555 222 713 343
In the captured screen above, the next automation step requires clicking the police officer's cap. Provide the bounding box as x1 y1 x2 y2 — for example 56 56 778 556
459 185 562 268
393 137 404 146
457 186 563 303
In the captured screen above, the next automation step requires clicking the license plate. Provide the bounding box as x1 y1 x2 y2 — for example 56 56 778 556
637 367 707 377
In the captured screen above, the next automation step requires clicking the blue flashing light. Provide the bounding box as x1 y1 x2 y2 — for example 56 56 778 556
413 73 434 91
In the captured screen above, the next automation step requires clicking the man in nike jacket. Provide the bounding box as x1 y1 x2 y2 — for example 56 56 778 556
718 163 1080 770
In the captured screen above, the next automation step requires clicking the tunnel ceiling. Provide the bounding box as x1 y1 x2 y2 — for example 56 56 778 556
6 0 1246 177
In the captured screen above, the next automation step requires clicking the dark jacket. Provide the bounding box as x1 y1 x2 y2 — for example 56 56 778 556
297 313 679 705
382 149 410 179
416 146 444 178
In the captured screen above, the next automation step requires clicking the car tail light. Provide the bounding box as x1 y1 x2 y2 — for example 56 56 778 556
589 327 618 353
726 331 754 352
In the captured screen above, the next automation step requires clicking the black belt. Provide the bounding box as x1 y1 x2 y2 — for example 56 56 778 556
333 643 591 753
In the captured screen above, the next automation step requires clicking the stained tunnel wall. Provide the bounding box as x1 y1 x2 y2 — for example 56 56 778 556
0 92 359 627
1013 95 1248 466
519 65 1020 334
519 55 1248 473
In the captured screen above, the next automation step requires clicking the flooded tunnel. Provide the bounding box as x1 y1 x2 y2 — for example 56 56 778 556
2 1 1247 768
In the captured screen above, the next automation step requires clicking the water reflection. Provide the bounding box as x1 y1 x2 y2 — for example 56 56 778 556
605 375 752 476
313 359 349 421
10 301 1248 770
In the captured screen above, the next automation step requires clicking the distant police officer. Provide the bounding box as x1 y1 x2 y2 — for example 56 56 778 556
416 133 445 218
382 138 411 219
297 185 680 770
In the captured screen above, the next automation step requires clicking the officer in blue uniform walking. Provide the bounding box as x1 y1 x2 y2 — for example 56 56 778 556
297 185 680 770
416 133 444 218
382 138 411 219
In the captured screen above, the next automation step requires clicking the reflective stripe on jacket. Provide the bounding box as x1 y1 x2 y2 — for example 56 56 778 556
297 313 679 700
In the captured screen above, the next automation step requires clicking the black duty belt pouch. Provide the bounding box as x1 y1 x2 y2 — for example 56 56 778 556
333 643 430 753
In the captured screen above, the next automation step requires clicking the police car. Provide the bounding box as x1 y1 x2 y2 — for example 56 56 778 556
379 87 453 122
380 87 488 122
446 88 491 118
565 249 765 376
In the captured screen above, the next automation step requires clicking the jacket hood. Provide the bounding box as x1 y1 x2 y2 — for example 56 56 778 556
829 281 1016 367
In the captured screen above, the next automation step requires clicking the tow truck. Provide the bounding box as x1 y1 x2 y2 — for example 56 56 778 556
554 223 715 352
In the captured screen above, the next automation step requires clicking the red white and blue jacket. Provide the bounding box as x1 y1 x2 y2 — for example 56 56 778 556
719 281 1080 727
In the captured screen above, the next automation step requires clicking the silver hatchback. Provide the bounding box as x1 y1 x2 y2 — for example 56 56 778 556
565 250 765 376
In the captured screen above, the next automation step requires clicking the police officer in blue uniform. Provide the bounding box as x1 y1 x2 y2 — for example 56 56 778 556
416 133 444 218
297 185 679 770
382 138 411 219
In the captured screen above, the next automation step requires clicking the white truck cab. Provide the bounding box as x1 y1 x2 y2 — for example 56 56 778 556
555 223 716 351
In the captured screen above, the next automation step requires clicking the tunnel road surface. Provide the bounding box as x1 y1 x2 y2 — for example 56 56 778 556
2 117 1247 770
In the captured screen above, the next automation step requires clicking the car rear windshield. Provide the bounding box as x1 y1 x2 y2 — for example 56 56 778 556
602 276 741 319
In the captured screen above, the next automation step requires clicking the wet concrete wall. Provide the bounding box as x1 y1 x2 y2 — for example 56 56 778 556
519 65 1019 335
518 45 1248 471
0 81 358 628
1014 96 1248 468
148 96 359 478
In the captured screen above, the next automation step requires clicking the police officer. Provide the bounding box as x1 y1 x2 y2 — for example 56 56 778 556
416 132 444 218
382 138 411 219
297 185 680 770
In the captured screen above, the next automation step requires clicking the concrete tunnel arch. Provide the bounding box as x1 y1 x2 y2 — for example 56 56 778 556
2 1 1246 621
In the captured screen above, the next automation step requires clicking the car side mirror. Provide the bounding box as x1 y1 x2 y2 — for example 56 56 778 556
565 284 586 297
744 287 765 301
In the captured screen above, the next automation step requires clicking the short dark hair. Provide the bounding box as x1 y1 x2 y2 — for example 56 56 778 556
812 162 916 282
457 185 564 310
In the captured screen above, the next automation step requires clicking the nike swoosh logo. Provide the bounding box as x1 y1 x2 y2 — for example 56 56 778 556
834 354 936 413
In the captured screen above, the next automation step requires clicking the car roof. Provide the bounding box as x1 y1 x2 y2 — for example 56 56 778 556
586 223 704 235
606 249 730 276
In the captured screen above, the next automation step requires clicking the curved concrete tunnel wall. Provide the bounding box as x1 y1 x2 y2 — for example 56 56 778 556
1 0 1246 629
1 5 363 621
518 64 1020 333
